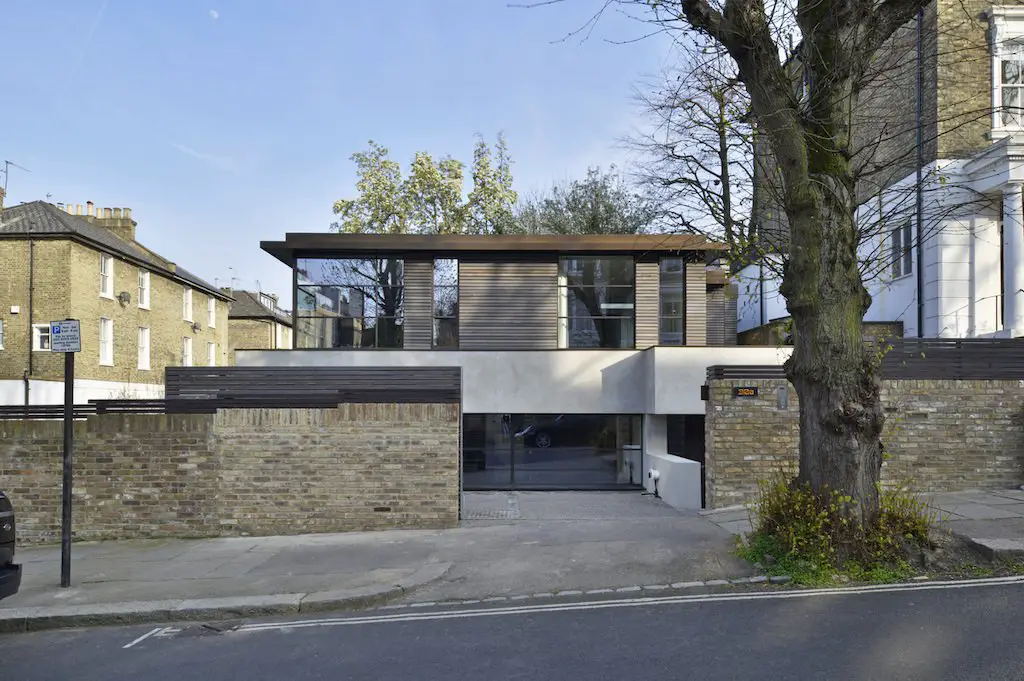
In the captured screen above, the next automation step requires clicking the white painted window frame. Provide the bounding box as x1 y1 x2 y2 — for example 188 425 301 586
99 254 114 299
182 336 193 367
207 341 216 366
183 288 193 322
32 323 51 351
208 297 216 328
138 326 150 371
138 270 151 309
99 317 114 366
989 7 1024 139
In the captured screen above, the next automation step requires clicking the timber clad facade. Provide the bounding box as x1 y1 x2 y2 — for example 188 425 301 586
277 233 737 351
458 260 559 349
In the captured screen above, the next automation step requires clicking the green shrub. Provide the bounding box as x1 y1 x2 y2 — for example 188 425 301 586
737 474 935 585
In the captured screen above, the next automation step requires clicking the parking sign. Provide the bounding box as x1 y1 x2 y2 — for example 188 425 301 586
50 320 82 353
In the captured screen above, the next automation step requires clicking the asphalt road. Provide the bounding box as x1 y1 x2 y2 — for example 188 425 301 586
1 580 1022 680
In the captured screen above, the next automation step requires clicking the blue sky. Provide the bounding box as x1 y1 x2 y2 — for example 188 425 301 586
1 0 669 301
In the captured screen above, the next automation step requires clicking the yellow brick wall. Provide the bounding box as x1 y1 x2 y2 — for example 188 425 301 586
0 237 229 386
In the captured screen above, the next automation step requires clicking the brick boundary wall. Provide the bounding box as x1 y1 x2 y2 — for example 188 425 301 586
0 404 460 545
705 379 1024 508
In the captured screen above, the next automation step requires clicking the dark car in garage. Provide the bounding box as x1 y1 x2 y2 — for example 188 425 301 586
0 490 21 601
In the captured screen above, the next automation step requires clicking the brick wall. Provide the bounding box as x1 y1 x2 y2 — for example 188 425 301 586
0 403 460 544
0 238 230 388
705 378 1024 508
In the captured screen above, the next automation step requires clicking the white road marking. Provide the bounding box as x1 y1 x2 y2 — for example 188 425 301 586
154 627 182 638
122 627 164 649
233 575 1024 633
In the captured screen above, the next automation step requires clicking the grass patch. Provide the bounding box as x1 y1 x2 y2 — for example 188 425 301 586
736 476 935 586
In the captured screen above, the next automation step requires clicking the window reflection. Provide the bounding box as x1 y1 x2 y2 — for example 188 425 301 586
295 257 404 348
433 258 458 348
659 258 686 345
558 257 635 349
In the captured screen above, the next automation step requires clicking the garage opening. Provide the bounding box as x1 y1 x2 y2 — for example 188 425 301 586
462 413 643 491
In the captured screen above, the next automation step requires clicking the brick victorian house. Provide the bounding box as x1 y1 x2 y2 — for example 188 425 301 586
0 195 232 404
739 1 1024 339
227 290 293 358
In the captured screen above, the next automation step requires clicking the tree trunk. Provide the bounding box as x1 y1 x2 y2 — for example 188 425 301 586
779 183 886 528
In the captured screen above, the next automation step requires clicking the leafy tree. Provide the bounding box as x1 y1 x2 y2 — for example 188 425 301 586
516 166 658 347
467 133 519 234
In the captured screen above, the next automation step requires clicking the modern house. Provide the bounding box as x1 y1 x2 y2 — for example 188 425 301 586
738 3 1024 339
0 196 232 404
235 232 788 500
227 290 293 360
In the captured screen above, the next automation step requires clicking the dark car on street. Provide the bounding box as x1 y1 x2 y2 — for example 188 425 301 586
0 490 21 601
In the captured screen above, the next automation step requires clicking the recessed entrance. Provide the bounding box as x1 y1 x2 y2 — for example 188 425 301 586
462 413 643 491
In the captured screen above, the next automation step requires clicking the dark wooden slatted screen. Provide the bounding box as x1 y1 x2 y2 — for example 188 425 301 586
403 258 433 349
706 287 738 346
685 263 707 346
458 260 557 349
166 366 461 403
634 260 659 349
707 338 1024 381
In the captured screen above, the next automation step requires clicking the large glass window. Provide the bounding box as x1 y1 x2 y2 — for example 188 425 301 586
558 257 635 349
295 257 404 348
659 258 686 345
462 413 643 490
433 258 458 348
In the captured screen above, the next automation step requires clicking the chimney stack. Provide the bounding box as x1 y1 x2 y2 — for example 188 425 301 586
0 187 5 212
67 201 138 242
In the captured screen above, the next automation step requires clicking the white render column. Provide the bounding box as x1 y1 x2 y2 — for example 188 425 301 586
1003 182 1024 333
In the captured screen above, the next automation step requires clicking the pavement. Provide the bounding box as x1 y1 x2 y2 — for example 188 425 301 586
703 487 1024 560
6 488 1024 635
2 577 1023 680
0 492 749 632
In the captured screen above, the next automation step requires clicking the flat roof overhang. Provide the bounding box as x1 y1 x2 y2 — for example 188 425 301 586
261 233 727 267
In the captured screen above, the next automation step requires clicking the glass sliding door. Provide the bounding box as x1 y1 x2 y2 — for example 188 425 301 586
462 413 643 490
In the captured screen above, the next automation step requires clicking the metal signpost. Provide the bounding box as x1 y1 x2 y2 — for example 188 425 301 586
51 319 81 588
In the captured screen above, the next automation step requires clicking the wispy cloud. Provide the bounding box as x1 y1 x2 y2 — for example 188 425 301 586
173 143 236 172
209 9 219 20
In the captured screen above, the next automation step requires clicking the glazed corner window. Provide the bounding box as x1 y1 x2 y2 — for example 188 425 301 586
433 258 459 348
659 258 686 345
557 257 635 349
32 324 51 351
295 257 405 349
99 254 114 298
891 220 913 278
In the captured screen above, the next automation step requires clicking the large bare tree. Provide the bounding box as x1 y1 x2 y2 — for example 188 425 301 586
527 0 941 533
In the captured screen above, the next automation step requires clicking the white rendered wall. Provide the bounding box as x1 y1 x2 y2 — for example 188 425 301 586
0 379 164 406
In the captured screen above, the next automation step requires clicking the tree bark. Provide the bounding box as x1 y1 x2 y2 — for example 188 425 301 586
780 178 886 527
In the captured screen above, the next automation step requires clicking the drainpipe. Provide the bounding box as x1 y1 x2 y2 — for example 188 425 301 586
25 231 35 405
915 7 926 338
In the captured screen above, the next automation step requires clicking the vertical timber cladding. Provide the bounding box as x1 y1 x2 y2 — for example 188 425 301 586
634 258 660 349
403 258 433 349
458 258 558 349
685 263 708 346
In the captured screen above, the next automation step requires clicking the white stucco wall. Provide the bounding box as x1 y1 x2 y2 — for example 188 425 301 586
739 161 1006 339
0 379 164 406
735 256 788 333
236 346 791 415
643 453 703 510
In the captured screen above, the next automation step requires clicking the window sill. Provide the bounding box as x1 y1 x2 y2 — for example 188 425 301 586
137 367 150 372
138 305 150 311
100 293 115 300
988 128 1024 142
889 272 915 283
32 348 49 352
99 361 114 367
